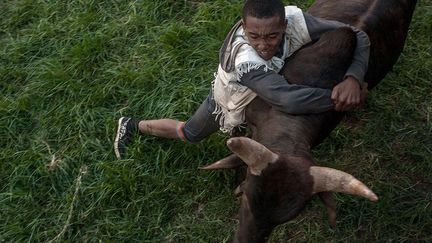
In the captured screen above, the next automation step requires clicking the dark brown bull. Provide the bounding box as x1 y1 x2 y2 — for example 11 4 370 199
201 0 417 242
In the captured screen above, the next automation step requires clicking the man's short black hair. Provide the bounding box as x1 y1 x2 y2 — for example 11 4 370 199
242 0 285 23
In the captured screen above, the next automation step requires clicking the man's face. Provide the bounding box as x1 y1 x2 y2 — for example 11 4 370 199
243 15 287 61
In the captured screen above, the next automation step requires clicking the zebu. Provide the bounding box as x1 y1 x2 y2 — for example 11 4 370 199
202 0 418 242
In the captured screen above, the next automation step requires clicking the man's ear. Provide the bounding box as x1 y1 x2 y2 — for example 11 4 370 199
283 18 288 29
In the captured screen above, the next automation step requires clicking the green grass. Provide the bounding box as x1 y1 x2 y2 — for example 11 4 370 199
1 0 431 242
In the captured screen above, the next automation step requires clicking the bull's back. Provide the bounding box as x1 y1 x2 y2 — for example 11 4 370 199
308 0 417 89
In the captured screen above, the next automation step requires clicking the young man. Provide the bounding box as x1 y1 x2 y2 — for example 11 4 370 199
114 0 370 160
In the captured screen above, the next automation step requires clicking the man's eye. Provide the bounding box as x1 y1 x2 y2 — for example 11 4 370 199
268 34 278 39
250 35 258 39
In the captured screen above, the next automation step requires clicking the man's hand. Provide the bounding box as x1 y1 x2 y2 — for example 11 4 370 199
331 76 368 111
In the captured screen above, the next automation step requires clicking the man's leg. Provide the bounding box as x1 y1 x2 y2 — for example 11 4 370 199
114 92 219 159
114 117 184 160
138 119 185 139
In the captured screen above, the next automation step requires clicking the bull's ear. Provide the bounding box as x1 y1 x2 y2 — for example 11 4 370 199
200 154 244 170
309 166 378 202
226 137 279 175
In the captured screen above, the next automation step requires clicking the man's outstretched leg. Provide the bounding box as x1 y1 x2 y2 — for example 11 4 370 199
114 92 219 159
114 117 186 159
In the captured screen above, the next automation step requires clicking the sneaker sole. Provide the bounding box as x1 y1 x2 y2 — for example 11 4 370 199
113 117 126 159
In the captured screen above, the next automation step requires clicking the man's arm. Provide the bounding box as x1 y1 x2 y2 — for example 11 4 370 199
240 67 334 114
304 12 370 85
304 12 370 110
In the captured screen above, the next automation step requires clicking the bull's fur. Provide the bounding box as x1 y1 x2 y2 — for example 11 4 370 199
309 0 417 89
203 0 418 242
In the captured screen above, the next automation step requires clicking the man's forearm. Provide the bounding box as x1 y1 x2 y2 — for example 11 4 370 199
240 68 334 114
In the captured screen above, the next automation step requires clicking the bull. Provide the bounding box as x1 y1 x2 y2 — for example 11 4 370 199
201 0 418 242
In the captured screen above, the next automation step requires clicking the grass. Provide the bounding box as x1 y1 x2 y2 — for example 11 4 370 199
0 0 431 242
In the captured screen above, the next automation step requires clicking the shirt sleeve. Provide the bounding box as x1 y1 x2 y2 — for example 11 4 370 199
239 67 335 114
303 12 370 86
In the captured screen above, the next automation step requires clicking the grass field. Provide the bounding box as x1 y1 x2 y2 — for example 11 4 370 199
1 0 431 242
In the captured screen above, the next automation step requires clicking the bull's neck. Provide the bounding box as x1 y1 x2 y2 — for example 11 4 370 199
264 137 312 157
252 127 313 156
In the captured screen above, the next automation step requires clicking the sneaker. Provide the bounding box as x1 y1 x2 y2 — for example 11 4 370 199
114 117 138 159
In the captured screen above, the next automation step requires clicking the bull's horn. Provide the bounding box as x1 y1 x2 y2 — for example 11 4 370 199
200 154 244 170
309 166 378 202
226 137 279 176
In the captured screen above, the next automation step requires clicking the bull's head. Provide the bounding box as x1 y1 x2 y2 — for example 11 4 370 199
201 137 378 242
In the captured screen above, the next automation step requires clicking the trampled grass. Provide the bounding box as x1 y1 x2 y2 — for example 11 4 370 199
1 0 431 242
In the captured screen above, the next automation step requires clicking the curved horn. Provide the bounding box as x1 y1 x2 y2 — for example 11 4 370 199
226 137 279 175
200 154 244 170
309 166 378 202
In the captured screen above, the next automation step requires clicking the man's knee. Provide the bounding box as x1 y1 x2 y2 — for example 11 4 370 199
181 125 207 143
180 94 220 143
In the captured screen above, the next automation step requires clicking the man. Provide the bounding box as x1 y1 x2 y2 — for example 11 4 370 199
114 0 369 159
